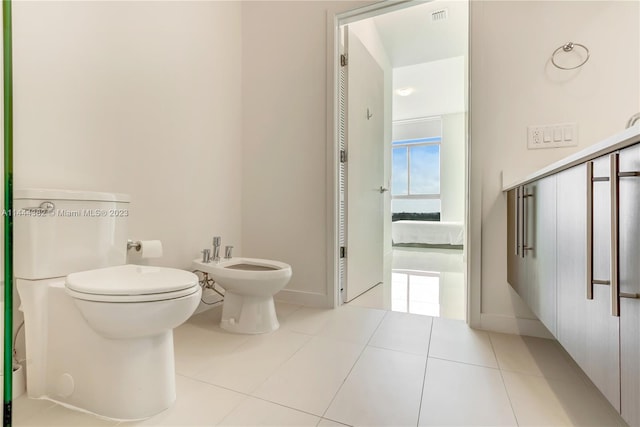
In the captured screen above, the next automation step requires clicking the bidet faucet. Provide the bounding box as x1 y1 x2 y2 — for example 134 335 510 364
201 248 211 263
212 236 221 262
627 113 640 129
225 245 234 259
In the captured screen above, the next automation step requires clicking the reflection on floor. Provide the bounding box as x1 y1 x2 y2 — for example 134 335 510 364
349 247 465 320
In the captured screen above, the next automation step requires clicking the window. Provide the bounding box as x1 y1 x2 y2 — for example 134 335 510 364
391 118 441 218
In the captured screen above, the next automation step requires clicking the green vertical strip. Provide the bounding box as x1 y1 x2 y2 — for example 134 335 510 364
2 0 11 426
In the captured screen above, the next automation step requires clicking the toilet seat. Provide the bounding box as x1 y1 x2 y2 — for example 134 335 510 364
66 264 200 303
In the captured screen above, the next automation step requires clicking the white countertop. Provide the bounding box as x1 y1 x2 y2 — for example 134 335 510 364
503 124 640 191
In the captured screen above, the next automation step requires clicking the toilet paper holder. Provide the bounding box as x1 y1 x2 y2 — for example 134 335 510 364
127 240 142 251
127 239 164 259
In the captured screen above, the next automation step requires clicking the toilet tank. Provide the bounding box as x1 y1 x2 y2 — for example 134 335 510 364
14 189 130 280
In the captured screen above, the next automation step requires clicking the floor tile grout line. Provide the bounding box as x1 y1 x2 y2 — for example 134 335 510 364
179 372 327 424
487 333 521 427
236 392 327 422
317 416 355 427
367 342 429 357
426 355 501 370
182 333 252 379
319 309 389 419
246 331 316 395
415 317 435 427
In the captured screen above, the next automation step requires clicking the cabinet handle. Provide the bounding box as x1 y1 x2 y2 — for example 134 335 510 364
518 186 525 258
610 153 620 317
515 187 521 257
587 163 612 299
587 161 594 300
620 293 640 299
523 191 534 253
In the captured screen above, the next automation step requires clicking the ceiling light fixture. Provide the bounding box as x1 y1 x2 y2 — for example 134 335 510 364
395 87 415 97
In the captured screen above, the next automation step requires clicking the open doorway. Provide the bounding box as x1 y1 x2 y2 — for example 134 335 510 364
337 0 468 320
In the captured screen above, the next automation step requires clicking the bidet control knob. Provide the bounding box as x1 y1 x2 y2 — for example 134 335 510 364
224 245 234 259
212 236 222 261
201 249 211 263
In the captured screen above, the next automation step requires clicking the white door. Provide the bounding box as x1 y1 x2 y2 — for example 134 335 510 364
343 27 385 302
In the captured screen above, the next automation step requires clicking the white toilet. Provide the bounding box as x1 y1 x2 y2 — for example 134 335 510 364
15 189 201 421
192 257 292 334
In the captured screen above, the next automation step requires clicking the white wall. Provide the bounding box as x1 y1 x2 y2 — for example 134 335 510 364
441 113 465 222
241 1 373 306
469 0 640 331
11 1 243 277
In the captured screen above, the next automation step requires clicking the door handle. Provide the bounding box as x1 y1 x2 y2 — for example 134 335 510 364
379 186 389 193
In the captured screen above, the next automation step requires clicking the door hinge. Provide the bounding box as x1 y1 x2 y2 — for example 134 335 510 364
340 246 346 258
340 54 348 67
340 150 347 163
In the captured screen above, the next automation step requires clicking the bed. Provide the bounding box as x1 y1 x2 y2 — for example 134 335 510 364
392 220 464 247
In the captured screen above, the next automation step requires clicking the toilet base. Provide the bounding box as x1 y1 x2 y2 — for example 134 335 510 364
18 278 178 421
220 291 280 334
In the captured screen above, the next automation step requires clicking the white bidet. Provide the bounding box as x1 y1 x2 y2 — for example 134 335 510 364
192 257 292 334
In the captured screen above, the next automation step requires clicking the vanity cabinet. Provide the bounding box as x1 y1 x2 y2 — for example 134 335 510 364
507 141 640 425
618 144 640 426
507 176 557 335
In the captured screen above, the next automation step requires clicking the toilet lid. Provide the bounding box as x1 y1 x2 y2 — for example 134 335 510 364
66 264 198 296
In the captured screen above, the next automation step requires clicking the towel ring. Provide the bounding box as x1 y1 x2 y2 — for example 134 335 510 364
551 42 590 70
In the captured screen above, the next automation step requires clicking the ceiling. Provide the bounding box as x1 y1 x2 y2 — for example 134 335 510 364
361 1 469 120
371 0 469 68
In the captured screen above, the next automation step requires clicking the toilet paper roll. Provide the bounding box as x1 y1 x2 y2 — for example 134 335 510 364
139 240 163 259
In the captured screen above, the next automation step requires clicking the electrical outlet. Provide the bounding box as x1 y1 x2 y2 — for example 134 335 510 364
532 128 542 144
528 122 577 149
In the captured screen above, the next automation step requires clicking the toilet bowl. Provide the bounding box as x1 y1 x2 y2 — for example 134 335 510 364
14 188 201 420
192 257 292 334
66 265 201 339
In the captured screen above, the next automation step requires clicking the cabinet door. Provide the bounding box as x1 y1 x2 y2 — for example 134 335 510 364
587 155 620 411
507 187 525 294
507 179 557 335
526 176 557 336
619 143 640 426
557 164 588 367
557 159 620 411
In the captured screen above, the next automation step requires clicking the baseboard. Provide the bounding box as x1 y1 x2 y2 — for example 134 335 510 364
275 289 328 308
478 313 554 339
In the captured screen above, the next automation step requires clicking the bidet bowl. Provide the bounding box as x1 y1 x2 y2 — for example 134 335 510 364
192 257 292 296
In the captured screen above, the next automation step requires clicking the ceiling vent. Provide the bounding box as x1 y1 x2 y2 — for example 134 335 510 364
431 8 448 22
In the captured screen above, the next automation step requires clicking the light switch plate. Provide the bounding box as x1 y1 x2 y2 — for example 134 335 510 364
528 122 577 149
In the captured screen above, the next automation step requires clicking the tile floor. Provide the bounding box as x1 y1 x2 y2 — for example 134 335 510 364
13 302 626 426
349 247 466 320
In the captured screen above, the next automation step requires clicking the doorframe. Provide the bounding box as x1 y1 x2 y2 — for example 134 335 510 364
325 0 479 327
